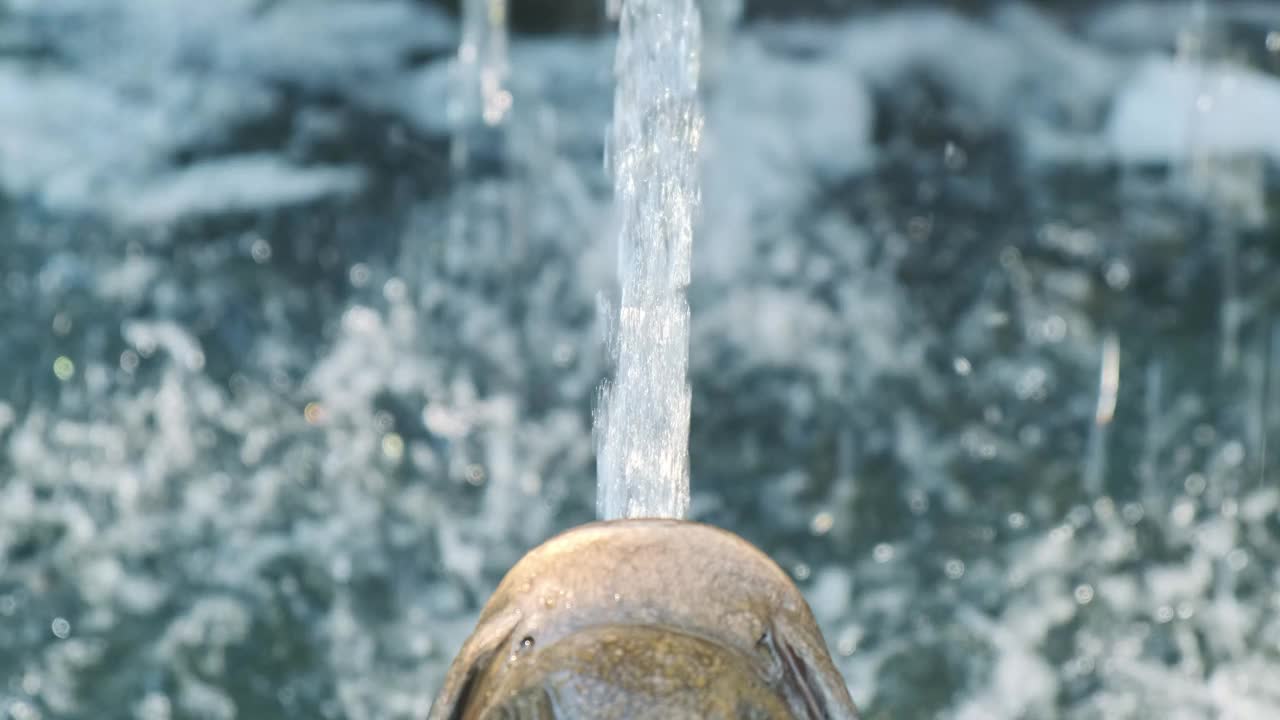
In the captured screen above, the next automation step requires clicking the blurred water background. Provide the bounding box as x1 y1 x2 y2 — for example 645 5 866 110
2 1 1280 718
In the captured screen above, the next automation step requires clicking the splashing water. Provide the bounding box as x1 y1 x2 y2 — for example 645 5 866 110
596 0 703 520
4 2 1280 717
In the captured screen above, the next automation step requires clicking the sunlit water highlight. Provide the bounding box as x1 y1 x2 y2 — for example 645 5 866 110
2 2 1280 718
595 0 703 520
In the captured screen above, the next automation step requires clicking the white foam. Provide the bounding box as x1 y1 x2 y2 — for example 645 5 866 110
1106 58 1280 163
119 155 366 225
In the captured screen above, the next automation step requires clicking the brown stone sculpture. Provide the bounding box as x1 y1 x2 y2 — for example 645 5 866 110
428 519 860 719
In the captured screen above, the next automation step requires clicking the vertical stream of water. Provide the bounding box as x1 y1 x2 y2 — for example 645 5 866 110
596 0 704 520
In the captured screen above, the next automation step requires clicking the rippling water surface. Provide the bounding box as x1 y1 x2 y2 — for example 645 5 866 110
2 1 1280 718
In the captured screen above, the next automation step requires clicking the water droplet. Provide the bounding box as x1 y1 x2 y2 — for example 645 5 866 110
809 512 833 536
303 402 327 425
1074 584 1094 604
943 141 967 171
1104 261 1131 290
1171 500 1196 527
1121 503 1145 524
52 356 75 381
383 278 407 302
51 312 72 335
836 625 862 656
250 237 273 263
381 433 404 461
908 490 928 514
1221 441 1245 467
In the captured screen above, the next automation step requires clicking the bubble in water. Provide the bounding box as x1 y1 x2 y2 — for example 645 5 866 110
944 559 965 579
793 563 811 581
1268 31 1280 52
51 617 71 638
1184 473 1207 495
1007 512 1028 529
953 356 972 376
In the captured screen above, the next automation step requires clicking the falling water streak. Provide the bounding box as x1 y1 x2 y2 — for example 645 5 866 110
596 0 703 520
450 0 511 165
699 0 742 90
445 0 514 281
1218 224 1241 373
1266 322 1280 486
1141 359 1164 511
1083 333 1120 497
1246 319 1270 490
